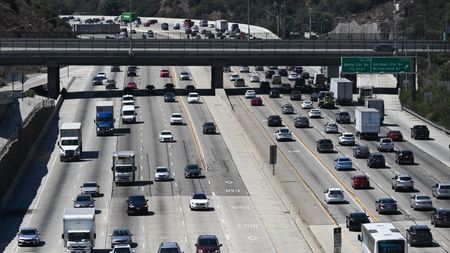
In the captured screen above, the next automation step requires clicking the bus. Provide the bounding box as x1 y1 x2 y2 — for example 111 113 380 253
358 223 407 253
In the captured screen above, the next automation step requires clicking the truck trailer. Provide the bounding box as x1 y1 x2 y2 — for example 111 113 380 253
215 20 228 32
355 107 380 140
330 78 353 105
365 98 385 124
58 122 82 161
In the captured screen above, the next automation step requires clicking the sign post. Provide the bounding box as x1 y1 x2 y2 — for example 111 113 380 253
269 145 277 175
334 227 342 253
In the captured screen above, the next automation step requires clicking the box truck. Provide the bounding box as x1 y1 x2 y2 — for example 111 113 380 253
215 20 228 32
330 78 353 105
112 151 136 185
62 208 96 253
365 98 385 124
94 101 114 136
355 107 380 140
58 122 82 162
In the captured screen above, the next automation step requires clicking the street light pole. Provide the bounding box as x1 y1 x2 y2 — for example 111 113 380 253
247 0 250 40
309 7 312 36
129 0 133 55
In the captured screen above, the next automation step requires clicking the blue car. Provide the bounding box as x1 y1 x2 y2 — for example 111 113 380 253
335 157 353 170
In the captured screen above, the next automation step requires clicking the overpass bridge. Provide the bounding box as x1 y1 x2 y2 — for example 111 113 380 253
0 38 447 98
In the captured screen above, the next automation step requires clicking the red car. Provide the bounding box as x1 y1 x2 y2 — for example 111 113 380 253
387 130 403 141
351 175 370 189
160 69 170 77
127 82 137 89
251 96 262 106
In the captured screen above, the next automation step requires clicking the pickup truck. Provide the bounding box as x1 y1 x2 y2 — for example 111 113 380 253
410 125 429 140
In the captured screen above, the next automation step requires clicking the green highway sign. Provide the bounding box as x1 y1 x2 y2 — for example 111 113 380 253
341 57 413 73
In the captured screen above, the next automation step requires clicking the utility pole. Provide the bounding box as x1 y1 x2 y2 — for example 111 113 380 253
129 0 133 55
309 7 312 36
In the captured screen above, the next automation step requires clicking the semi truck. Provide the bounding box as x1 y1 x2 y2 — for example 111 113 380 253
358 85 373 103
365 98 385 124
355 107 380 140
58 122 82 162
215 20 228 32
62 208 96 253
330 78 353 105
112 151 136 185
94 101 115 136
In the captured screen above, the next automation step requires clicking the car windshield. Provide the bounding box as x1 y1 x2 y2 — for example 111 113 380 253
128 196 145 203
156 168 168 173
381 198 395 203
61 140 79 146
172 114 181 118
381 139 392 143
399 176 412 181
204 122 214 127
83 183 97 188
351 213 367 219
165 92 174 97
161 131 172 135
279 129 290 133
113 248 131 253
68 232 90 242
113 230 130 236
320 139 332 144
343 134 354 138
284 104 293 108
339 112 349 116
416 195 430 200
193 193 207 199
339 158 351 162
76 195 91 202
330 190 343 196
441 185 450 189
159 248 180 253
115 166 133 173
123 110 134 116
186 165 199 171
189 94 199 98
20 229 37 235
198 238 218 246
390 131 401 134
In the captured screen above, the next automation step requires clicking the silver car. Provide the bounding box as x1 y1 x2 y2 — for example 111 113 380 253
73 194 95 208
391 174 414 192
110 228 133 248
324 122 339 133
410 194 433 210
282 104 295 114
80 181 100 196
154 166 171 181
17 227 40 246
432 182 450 199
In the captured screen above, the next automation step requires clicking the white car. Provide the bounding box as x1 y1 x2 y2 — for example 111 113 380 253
229 74 240 81
122 94 134 106
324 188 345 204
170 113 183 125
308 109 321 118
274 128 292 141
96 72 106 79
190 192 210 210
338 133 355 146
250 74 260 82
80 181 100 196
187 92 200 103
179 72 191 80
301 100 313 109
159 130 174 142
244 90 256 98
110 244 134 253
288 73 298 80
154 166 171 181
240 66 250 73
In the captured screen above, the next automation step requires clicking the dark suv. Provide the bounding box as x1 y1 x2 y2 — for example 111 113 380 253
406 224 433 247
395 150 414 165
195 235 222 253
267 115 282 127
316 139 333 153
202 122 216 134
346 212 370 231
335 111 351 124
126 195 148 215
431 208 450 227
411 125 429 140
367 152 385 168
184 164 201 178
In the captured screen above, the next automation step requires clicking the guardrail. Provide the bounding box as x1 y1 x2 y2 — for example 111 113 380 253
0 38 447 53
402 105 450 135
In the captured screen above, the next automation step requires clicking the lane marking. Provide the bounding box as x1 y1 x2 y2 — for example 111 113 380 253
212 192 216 196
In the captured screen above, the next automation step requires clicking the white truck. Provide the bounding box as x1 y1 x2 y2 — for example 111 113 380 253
112 151 136 185
355 107 380 140
62 208 96 253
330 78 353 105
58 122 82 162
365 98 385 124
215 20 228 32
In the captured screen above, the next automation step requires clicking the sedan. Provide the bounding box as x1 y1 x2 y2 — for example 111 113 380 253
377 138 394 152
282 103 294 114
294 116 309 128
73 194 95 208
250 74 260 82
126 195 148 215
352 145 370 158
351 175 370 189
187 92 200 103
164 92 176 102
240 66 250 73
245 89 256 98
387 130 403 141
17 227 40 246
324 122 339 133
301 100 313 109
80 181 100 197
338 133 355 146
395 150 414 165
159 130 174 142
346 212 370 231
334 157 353 170
410 194 433 210
179 72 191 80
290 90 302 101
274 128 292 141
170 113 183 125
110 228 133 248
251 96 263 106
160 69 170 77
288 73 298 80
157 242 182 253
229 74 240 81
126 82 137 89
375 198 397 214
267 115 282 127
154 166 171 181
308 109 321 118
184 164 201 178
324 188 345 204
190 192 210 210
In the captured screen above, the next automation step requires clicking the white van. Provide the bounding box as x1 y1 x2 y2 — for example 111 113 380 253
121 105 136 124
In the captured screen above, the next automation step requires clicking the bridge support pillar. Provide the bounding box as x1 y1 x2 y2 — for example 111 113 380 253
47 65 60 99
211 64 224 90
324 65 340 78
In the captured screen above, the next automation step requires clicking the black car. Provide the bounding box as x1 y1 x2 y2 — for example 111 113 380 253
406 225 433 247
184 164 201 178
195 235 222 253
127 69 136 77
269 88 280 98
278 68 288 76
367 152 385 168
164 83 175 91
346 212 370 231
267 115 282 127
265 70 275 79
395 150 414 165
202 122 216 134
127 195 148 215
411 125 429 140
294 116 309 128
317 139 333 153
290 90 302 100
431 208 450 227
185 84 196 94
335 111 351 124
353 145 370 159
164 92 176 102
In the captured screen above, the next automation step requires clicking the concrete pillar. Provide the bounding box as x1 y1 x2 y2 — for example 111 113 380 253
47 65 60 99
211 64 224 89
324 65 340 78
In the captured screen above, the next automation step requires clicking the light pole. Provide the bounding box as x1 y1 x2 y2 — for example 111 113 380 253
129 0 133 55
309 7 312 36
247 0 250 41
